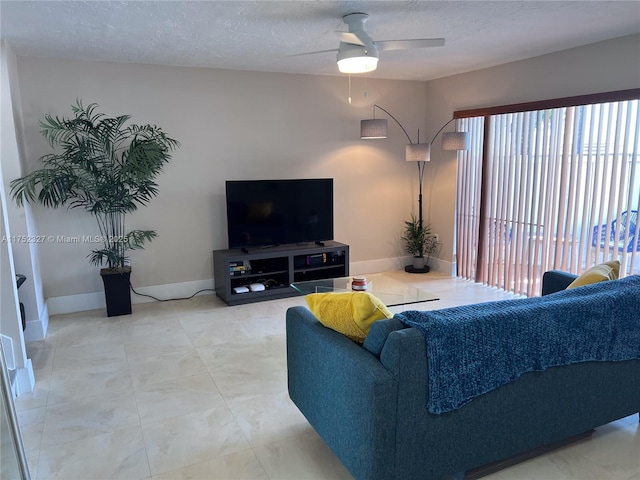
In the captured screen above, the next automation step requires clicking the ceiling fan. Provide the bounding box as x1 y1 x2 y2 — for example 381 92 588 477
294 12 445 74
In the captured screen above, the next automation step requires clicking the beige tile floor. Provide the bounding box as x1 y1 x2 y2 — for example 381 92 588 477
14 272 640 480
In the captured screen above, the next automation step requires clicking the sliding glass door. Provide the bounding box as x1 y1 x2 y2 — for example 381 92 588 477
456 92 640 296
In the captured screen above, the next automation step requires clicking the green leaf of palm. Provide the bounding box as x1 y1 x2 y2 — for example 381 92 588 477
11 100 179 268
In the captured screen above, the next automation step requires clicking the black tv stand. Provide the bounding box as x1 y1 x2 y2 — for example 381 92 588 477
213 241 349 306
315 241 325 246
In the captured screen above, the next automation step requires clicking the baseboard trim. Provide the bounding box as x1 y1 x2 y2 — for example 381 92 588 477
13 359 35 396
46 291 105 316
129 279 214 303
46 278 215 315
351 257 409 275
352 257 455 276
23 302 49 342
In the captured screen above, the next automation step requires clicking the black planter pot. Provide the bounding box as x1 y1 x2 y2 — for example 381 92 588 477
404 256 430 274
100 267 132 317
404 264 430 274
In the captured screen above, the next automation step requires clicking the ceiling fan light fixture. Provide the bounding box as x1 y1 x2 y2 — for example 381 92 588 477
338 55 378 73
337 42 379 73
294 12 446 74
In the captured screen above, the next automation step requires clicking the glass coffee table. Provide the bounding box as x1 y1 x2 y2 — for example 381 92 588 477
291 273 439 307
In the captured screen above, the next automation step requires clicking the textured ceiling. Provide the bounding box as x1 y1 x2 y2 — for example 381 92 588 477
1 1 639 81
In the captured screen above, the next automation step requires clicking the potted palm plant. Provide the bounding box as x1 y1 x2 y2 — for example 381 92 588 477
402 214 440 273
10 100 179 316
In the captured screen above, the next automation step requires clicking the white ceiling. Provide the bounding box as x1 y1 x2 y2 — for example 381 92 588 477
1 1 639 81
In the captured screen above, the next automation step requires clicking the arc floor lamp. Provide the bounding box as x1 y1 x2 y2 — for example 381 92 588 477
360 105 469 230
361 105 469 273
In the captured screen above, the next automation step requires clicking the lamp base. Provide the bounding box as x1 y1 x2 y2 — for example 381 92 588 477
404 265 430 274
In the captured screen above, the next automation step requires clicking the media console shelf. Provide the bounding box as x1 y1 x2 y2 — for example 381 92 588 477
213 241 350 305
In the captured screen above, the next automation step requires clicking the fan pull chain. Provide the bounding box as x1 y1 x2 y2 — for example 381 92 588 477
348 73 352 104
364 69 368 98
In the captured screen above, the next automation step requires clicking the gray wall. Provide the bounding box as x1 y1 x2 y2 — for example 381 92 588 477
423 33 640 266
15 59 426 299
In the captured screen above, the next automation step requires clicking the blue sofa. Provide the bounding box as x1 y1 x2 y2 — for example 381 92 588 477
286 271 640 480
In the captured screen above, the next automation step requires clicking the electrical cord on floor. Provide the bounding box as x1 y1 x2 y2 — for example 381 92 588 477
129 282 215 302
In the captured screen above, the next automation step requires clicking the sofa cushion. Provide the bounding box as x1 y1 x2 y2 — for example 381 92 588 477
362 317 406 356
541 270 578 295
306 292 394 343
567 260 620 289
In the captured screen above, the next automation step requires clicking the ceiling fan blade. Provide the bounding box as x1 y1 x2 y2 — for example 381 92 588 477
377 38 445 51
287 49 339 57
336 31 365 46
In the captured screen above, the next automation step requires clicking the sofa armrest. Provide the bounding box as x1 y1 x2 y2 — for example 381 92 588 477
286 306 398 480
541 270 578 295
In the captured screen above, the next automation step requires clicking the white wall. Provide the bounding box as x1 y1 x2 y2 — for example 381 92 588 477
1 43 48 341
0 41 35 394
14 58 428 302
423 34 640 268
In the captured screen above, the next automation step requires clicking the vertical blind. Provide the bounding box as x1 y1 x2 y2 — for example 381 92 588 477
455 117 483 282
456 99 640 297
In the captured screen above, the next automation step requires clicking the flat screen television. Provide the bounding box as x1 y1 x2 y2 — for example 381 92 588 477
225 178 334 249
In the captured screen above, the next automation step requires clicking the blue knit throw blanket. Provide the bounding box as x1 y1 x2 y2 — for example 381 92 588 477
396 276 640 414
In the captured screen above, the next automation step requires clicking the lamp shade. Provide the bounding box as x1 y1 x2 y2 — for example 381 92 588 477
442 131 470 151
406 143 430 162
361 119 388 139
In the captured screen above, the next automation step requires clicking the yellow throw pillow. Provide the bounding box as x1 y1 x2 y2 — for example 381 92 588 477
306 292 394 343
567 260 620 289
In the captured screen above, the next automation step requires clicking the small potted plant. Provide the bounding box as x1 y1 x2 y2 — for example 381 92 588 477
422 233 441 270
402 214 440 273
11 100 179 316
